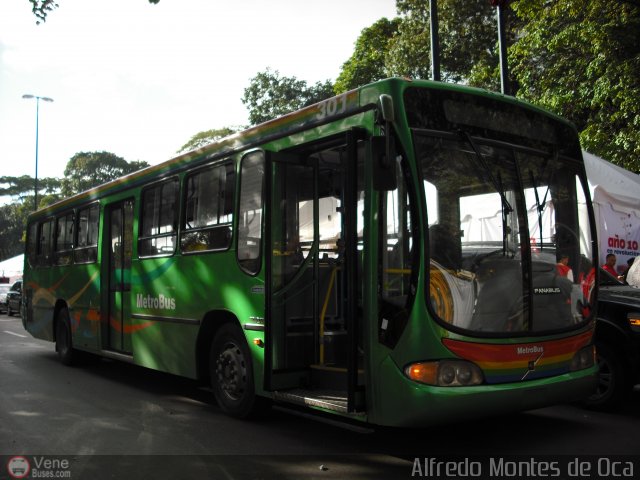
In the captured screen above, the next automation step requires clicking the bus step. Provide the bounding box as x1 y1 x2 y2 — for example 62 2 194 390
310 364 364 390
273 389 348 413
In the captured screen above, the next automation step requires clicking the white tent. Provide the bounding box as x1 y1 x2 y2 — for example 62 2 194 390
0 254 23 283
583 151 640 274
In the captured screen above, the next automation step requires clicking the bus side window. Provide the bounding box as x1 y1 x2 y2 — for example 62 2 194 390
74 204 99 264
37 219 54 267
237 151 264 275
54 212 74 266
27 222 38 267
181 162 235 253
139 178 179 257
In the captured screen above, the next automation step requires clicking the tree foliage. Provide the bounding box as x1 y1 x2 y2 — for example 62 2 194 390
28 0 159 23
61 151 149 197
510 0 640 172
386 0 510 87
242 69 334 125
176 127 239 154
0 203 29 261
0 176 61 202
0 151 147 261
334 18 401 93
334 0 638 171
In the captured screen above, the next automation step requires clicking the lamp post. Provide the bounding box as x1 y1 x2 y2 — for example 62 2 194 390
22 94 54 211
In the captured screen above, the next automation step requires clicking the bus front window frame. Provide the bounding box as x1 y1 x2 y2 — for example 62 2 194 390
414 130 595 336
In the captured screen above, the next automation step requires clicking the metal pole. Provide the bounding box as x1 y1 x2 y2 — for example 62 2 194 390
34 97 40 211
497 4 510 95
22 94 53 211
429 0 441 81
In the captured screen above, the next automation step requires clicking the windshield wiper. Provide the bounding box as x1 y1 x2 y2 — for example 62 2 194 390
528 150 554 250
460 130 513 214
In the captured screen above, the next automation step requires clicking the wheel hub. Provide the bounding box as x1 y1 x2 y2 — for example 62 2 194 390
215 342 247 401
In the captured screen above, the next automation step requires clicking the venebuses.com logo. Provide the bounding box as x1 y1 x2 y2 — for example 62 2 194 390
6 456 30 479
6 455 71 478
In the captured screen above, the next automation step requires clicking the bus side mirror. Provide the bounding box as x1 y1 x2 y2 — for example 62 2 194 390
371 135 397 191
378 94 395 123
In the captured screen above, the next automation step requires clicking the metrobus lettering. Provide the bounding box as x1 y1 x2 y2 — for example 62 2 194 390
516 345 544 355
136 294 176 311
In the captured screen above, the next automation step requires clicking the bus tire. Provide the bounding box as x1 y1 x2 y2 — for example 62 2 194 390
585 342 628 410
55 308 76 366
209 323 259 419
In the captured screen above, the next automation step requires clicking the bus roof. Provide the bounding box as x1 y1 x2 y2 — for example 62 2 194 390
29 77 576 220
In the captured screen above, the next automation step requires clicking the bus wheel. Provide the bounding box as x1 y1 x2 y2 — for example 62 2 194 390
209 323 258 418
55 308 75 366
585 342 627 410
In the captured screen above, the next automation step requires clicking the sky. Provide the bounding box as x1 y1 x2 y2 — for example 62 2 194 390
0 0 397 188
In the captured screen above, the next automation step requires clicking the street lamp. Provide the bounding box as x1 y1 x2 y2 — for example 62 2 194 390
22 94 54 211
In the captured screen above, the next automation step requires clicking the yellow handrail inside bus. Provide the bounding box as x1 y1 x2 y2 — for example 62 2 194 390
319 266 338 365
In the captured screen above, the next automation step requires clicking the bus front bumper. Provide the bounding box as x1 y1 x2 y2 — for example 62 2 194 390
372 357 598 428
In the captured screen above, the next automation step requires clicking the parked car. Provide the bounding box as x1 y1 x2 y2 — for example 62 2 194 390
585 269 640 409
0 284 10 313
6 280 22 317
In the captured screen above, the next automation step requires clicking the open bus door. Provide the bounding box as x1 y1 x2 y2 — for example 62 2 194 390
264 130 365 414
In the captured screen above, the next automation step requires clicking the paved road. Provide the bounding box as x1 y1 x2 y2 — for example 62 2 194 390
1 314 639 479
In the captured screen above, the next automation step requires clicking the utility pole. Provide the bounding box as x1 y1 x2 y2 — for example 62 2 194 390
429 0 441 81
491 0 511 95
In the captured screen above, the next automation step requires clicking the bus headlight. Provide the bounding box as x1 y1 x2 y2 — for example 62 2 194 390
570 345 595 371
405 360 484 386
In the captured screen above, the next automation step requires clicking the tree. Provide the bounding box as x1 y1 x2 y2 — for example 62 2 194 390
176 127 239 154
0 175 62 208
334 18 401 93
242 69 334 125
0 203 28 261
510 0 640 172
61 151 149 197
28 0 160 23
385 0 509 87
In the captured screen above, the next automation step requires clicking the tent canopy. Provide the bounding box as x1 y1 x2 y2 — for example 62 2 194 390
584 151 640 213
0 254 23 282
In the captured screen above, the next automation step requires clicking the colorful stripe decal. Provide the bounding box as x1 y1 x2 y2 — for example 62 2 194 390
442 331 593 384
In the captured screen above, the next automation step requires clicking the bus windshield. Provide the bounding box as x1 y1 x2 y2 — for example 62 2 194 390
405 89 596 335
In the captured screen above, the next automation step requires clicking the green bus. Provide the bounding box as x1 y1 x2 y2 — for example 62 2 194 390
22 78 598 427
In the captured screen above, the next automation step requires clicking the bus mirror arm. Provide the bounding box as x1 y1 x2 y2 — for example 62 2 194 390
373 94 398 190
371 134 398 191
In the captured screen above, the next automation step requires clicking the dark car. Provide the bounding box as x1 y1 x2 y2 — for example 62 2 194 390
586 269 640 409
0 283 10 314
6 280 22 317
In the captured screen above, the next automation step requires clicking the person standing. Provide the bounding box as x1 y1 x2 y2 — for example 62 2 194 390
556 254 574 282
602 253 618 277
622 257 636 283
626 256 640 288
